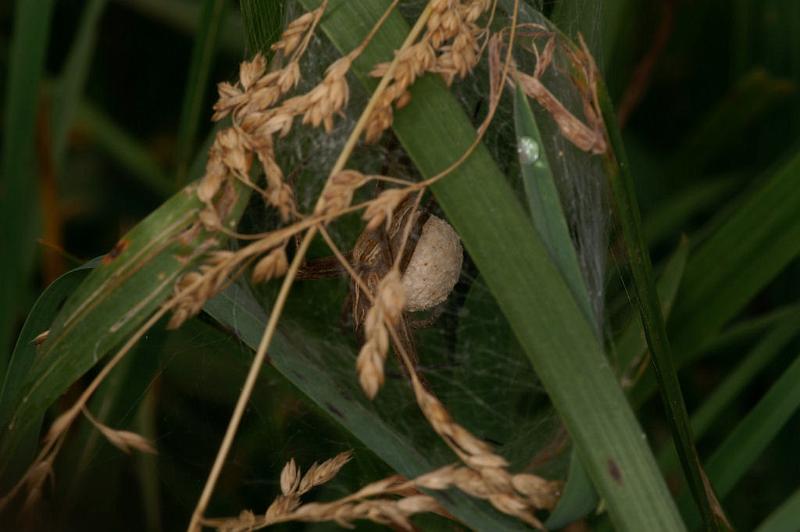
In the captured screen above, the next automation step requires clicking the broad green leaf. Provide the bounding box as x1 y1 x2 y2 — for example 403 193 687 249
756 488 800 532
0 0 56 368
299 1 684 529
176 0 228 185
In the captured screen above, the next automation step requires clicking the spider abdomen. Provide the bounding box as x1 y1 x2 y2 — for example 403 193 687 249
401 215 463 312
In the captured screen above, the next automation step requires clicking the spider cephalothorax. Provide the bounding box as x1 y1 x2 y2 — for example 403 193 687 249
300 196 463 367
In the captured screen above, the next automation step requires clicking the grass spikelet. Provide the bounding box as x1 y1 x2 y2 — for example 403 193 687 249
82 407 157 455
356 270 405 399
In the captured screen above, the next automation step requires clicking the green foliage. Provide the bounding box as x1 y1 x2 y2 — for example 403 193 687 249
2 0 800 530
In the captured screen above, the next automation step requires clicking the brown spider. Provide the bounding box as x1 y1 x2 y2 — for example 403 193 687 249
297 196 460 370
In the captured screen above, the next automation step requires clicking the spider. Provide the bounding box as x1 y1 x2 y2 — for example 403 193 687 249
297 195 463 370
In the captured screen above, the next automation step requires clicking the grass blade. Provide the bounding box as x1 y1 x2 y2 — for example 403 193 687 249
669 149 800 358
642 177 739 248
514 80 598 524
175 0 228 185
116 0 244 54
0 175 248 484
680 351 800 528
658 313 800 474
0 265 92 487
75 100 173 197
0 0 57 365
668 70 794 177
615 237 689 385
513 84 593 324
550 0 632 67
51 0 109 166
599 49 729 531
302 1 684 529
756 488 800 532
545 451 598 528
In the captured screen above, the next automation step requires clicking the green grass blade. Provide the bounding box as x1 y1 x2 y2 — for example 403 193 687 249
75 100 173 197
545 451 598 528
134 387 162 532
117 0 244 54
175 0 228 185
0 265 92 487
513 84 593 324
643 177 739 248
690 319 800 440
701 304 800 355
705 351 800 498
680 351 800 527
615 237 689 381
514 82 598 524
301 1 684 529
0 0 57 366
51 0 108 166
669 70 794 177
0 177 248 484
669 149 800 357
550 0 602 59
599 69 729 530
658 313 800 474
756 488 800 532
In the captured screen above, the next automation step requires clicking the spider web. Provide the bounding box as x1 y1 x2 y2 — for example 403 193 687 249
155 1 615 527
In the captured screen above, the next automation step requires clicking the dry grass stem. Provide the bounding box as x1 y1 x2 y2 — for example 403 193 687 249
510 28 608 155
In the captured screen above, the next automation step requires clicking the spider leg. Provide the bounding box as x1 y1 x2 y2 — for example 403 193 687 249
296 255 348 280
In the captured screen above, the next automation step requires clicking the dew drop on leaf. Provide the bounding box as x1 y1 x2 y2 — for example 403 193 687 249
517 136 540 164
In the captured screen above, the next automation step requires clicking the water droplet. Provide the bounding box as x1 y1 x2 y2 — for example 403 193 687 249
517 136 540 164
